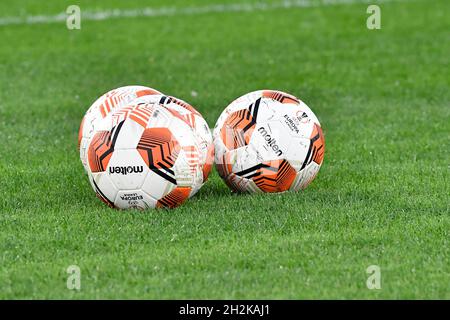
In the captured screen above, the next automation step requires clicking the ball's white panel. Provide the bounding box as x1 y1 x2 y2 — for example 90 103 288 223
248 120 290 161
107 149 149 190
213 133 228 161
290 162 321 191
113 118 145 150
91 172 118 205
141 170 176 201
268 102 307 136
298 100 320 126
114 189 157 210
80 136 90 171
230 145 261 174
285 137 310 171
87 172 97 190
254 98 278 122
189 183 203 197
197 117 213 143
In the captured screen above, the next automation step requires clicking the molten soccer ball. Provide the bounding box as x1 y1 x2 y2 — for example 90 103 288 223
213 90 325 193
78 85 162 172
83 97 210 209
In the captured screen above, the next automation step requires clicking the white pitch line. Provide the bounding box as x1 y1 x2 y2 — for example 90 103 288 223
0 0 394 27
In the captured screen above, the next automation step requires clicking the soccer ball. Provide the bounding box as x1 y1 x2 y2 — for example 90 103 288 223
213 90 325 193
78 85 162 172
83 97 209 209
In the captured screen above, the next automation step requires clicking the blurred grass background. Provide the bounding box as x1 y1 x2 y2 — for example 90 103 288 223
0 0 448 298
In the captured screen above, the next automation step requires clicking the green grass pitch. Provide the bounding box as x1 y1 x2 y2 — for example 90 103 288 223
0 0 448 299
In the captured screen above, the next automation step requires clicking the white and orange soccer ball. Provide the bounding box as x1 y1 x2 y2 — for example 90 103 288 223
213 90 325 193
79 91 213 209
